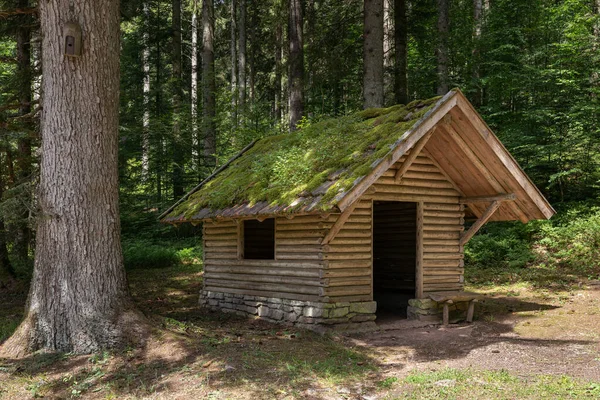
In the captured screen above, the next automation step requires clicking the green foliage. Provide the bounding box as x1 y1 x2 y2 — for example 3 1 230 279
122 238 202 270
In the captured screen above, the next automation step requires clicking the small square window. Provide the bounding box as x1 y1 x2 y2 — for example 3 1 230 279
243 219 275 259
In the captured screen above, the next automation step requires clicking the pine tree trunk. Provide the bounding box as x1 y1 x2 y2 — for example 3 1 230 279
1 0 146 357
275 22 283 124
0 153 14 286
15 0 32 267
288 0 304 130
363 0 384 108
383 0 392 103
471 0 483 106
393 0 408 104
191 0 199 171
202 0 217 168
436 0 450 95
238 0 246 117
172 0 184 198
230 0 238 126
142 1 151 181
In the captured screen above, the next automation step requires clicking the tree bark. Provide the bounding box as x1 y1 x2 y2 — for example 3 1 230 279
142 1 151 181
393 0 408 104
288 0 304 130
202 0 216 168
172 0 184 198
230 0 238 126
363 0 384 108
436 0 450 95
275 21 283 124
383 0 392 103
15 0 33 267
1 0 146 357
0 153 14 286
471 0 483 106
238 0 246 117
191 0 199 171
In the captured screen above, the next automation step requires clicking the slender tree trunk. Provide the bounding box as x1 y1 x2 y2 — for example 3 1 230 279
363 0 384 108
592 0 600 88
142 1 151 181
238 0 246 117
383 0 392 103
471 0 483 106
436 0 449 95
275 22 283 124
1 0 146 357
230 0 238 126
248 4 255 103
393 0 408 104
191 0 199 171
288 0 304 130
172 0 184 198
15 0 32 267
156 2 163 202
0 153 14 286
202 0 216 168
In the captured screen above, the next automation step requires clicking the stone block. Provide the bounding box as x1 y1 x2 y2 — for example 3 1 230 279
257 305 270 318
303 306 325 318
329 307 349 318
349 301 377 314
351 314 377 322
408 298 438 309
270 309 284 321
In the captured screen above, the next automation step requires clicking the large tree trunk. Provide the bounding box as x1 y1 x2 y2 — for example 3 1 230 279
172 0 184 198
230 0 238 126
202 0 216 168
288 0 304 130
14 0 33 267
191 0 199 171
1 0 146 357
363 0 384 108
393 0 408 104
238 0 246 117
142 1 151 181
436 0 449 95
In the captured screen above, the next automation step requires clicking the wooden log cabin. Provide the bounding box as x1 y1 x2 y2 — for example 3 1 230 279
161 89 554 331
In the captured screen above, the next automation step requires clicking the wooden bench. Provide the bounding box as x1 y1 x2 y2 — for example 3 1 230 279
428 291 482 326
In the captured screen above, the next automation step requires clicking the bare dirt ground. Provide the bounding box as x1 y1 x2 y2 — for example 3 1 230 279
1 266 599 399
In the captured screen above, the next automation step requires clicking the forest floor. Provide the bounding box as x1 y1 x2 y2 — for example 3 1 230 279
1 262 600 399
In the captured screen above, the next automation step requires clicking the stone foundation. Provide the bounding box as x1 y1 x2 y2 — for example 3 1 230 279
199 290 378 333
407 298 470 322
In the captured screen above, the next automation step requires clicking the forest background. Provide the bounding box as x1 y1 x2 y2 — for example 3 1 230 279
0 0 599 284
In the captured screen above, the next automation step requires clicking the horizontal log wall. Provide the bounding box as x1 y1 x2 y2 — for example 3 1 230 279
203 216 328 302
367 152 465 296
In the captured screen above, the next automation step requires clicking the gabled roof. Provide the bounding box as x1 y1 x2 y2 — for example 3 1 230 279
161 89 554 224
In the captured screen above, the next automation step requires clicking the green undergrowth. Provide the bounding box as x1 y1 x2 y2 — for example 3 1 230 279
166 95 443 219
465 204 600 290
396 368 600 399
122 238 202 270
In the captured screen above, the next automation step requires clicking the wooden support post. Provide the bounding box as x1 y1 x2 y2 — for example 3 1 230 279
395 128 435 183
466 299 478 323
415 201 424 298
321 201 361 245
443 300 453 326
460 200 501 246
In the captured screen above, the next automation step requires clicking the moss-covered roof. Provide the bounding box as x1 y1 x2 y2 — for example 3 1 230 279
163 95 444 222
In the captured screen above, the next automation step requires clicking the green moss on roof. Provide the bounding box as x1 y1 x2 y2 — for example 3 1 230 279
167 95 442 220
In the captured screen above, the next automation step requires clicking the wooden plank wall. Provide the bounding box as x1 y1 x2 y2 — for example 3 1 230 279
203 216 328 302
323 151 465 300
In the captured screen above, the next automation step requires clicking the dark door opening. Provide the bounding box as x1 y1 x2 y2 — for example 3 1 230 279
373 201 417 318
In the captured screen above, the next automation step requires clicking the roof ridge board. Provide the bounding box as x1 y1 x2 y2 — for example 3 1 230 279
159 139 259 221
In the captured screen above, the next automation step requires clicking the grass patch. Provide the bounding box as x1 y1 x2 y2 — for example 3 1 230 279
400 368 600 399
122 238 202 270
